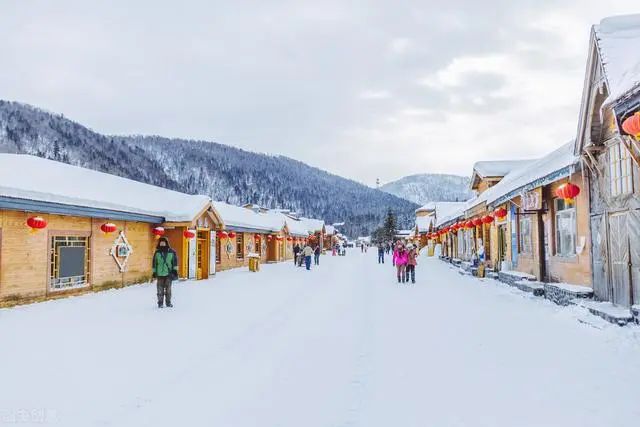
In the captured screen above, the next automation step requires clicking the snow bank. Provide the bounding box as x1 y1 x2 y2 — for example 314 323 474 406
0 154 210 222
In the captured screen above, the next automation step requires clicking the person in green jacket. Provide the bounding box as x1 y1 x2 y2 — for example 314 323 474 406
152 237 178 308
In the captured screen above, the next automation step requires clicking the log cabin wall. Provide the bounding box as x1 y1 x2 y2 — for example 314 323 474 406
0 210 154 303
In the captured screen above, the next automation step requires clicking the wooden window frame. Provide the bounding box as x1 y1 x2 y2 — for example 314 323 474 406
609 142 633 197
518 212 533 255
554 199 577 257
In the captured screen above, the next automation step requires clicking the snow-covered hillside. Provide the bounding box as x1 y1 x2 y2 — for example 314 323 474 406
0 100 417 237
380 173 473 205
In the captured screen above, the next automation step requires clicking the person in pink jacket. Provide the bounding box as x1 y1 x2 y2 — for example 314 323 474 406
393 244 409 283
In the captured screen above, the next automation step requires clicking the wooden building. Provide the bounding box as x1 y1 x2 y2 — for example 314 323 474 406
0 154 217 306
575 15 640 308
300 217 326 249
213 202 286 271
435 142 590 287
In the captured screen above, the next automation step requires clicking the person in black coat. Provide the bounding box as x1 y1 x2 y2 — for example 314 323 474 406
293 244 301 265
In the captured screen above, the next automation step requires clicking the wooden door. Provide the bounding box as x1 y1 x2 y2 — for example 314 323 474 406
629 210 640 305
609 212 631 307
498 225 508 265
541 213 550 281
591 214 609 301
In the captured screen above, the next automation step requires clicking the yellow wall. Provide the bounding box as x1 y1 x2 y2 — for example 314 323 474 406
0 210 154 302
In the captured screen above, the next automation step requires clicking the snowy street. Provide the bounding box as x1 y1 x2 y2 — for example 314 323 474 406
2 251 640 427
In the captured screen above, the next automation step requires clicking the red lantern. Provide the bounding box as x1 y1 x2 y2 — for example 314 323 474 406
228 232 237 239
152 227 165 238
622 112 640 140
27 216 47 231
100 223 117 234
287 237 293 241
556 183 581 203
494 207 507 219
464 221 473 229
217 231 228 239
267 235 273 241
443 227 450 233
473 217 482 226
183 229 196 239
482 215 494 224
254 234 261 240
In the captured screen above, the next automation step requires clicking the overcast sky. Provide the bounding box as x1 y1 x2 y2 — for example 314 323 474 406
1 1 638 186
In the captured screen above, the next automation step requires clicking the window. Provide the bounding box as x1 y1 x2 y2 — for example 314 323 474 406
50 236 90 291
555 198 576 257
609 142 632 196
236 233 244 259
518 214 532 254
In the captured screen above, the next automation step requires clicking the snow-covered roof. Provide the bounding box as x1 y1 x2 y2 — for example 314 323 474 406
325 225 336 235
299 217 325 233
595 14 640 104
435 197 478 227
213 201 285 233
281 215 310 237
472 160 534 178
415 202 436 213
415 215 433 232
435 202 468 222
464 141 577 211
0 154 211 222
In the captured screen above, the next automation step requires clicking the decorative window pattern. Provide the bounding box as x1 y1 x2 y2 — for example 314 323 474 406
50 236 90 291
518 214 532 254
609 142 632 196
555 198 576 257
236 233 244 259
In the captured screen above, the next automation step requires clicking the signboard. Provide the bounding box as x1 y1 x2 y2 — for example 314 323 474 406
210 232 217 275
188 238 197 279
522 187 542 210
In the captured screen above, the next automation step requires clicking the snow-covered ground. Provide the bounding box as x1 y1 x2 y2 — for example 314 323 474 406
2 251 640 426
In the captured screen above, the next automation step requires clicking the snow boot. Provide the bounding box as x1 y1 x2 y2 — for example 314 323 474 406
158 302 163 308
166 302 173 308
397 275 401 283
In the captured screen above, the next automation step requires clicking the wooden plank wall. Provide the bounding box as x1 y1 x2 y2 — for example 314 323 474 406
0 210 154 302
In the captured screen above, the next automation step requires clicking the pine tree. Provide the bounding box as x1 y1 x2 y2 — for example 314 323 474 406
382 209 397 242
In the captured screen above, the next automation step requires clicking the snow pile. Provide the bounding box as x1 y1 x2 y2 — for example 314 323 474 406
0 154 210 222
595 14 640 103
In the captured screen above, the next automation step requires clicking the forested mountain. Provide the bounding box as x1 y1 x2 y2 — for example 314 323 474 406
380 173 473 205
0 100 418 237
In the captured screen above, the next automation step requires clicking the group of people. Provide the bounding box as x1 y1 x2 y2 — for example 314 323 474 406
293 243 321 270
376 240 418 284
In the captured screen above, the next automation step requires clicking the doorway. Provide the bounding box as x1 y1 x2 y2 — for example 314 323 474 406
498 224 508 269
196 229 210 280
608 212 632 306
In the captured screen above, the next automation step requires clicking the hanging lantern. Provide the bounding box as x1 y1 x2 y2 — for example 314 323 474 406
482 215 494 224
556 183 581 203
183 229 196 239
287 236 293 241
443 227 450 233
228 231 237 239
473 217 483 226
254 234 261 240
217 231 228 239
267 235 273 241
622 111 640 140
465 220 474 229
494 207 508 219
152 227 165 238
26 216 47 232
100 223 117 234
